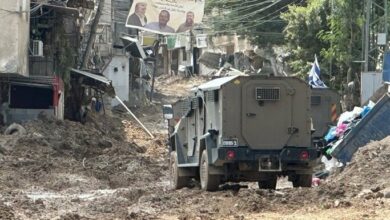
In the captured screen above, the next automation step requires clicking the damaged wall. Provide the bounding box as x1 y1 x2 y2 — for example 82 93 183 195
0 0 30 76
210 34 252 54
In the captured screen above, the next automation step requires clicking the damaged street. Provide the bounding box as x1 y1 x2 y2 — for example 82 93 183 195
1 76 390 219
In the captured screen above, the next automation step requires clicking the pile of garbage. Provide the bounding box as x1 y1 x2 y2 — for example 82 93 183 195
322 101 375 160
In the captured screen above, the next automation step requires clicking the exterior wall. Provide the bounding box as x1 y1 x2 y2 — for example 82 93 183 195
361 71 383 105
112 0 131 47
198 34 252 75
210 34 252 53
95 24 113 57
0 0 30 76
96 0 113 57
103 56 129 107
100 0 112 24
7 109 55 124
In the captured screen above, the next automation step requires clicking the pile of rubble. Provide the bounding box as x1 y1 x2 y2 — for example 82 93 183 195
0 113 167 219
329 136 390 199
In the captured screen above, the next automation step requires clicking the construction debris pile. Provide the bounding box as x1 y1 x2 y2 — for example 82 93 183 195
0 113 167 219
329 136 390 198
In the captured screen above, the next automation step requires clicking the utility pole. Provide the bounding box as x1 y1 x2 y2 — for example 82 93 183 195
81 0 105 69
363 0 388 72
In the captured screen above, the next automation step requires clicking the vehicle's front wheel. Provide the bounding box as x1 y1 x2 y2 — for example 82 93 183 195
170 151 189 189
200 150 220 191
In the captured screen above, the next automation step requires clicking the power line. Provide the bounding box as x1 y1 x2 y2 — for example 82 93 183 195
210 0 299 25
207 0 303 34
212 0 275 15
217 0 283 22
207 13 281 35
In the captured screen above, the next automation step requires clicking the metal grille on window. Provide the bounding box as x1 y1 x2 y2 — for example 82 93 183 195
311 96 321 105
191 98 199 109
206 90 218 102
178 99 190 117
256 87 280 101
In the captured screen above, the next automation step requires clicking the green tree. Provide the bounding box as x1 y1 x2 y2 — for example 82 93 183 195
282 0 364 90
318 0 364 88
207 0 365 92
281 0 330 78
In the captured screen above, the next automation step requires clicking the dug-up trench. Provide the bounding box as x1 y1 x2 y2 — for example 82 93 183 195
0 75 389 220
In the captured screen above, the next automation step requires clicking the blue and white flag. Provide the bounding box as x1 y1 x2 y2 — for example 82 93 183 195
308 55 327 88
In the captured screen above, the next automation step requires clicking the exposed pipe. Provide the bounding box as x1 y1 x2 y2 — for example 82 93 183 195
114 96 154 138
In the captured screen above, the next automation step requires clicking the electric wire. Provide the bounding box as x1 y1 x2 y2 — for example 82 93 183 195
210 0 300 25
207 0 303 34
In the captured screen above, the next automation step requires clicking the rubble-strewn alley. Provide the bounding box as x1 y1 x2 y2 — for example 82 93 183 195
0 76 389 220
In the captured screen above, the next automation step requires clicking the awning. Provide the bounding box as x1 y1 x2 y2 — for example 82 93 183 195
0 75 55 88
121 36 147 59
9 82 52 89
69 68 115 96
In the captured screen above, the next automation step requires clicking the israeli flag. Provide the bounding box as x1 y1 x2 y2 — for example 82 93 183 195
308 55 327 88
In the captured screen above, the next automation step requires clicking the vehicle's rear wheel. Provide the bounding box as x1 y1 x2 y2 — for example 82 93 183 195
170 151 189 189
200 150 220 191
258 175 277 189
292 174 312 187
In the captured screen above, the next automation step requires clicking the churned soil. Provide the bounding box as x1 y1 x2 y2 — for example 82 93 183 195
0 75 389 219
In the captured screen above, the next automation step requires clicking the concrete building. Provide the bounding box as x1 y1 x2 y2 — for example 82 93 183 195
0 0 30 76
0 1 83 124
103 55 129 106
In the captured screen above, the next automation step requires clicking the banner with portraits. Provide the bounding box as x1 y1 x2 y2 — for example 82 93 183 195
125 0 205 35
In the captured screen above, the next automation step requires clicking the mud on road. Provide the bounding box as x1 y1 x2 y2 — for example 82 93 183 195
0 75 389 219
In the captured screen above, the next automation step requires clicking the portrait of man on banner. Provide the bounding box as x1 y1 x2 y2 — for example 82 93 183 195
127 2 148 27
125 0 205 35
144 10 175 33
176 11 196 33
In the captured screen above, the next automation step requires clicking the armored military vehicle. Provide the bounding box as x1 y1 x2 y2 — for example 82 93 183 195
310 88 341 147
163 75 318 191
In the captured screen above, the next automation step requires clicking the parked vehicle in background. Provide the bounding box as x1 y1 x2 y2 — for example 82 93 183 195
310 88 341 148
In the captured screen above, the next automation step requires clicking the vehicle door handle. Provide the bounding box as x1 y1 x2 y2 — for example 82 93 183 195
246 113 256 117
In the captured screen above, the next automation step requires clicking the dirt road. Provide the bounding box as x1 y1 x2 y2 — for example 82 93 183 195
0 75 389 219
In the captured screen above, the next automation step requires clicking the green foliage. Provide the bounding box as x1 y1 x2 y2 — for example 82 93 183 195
318 0 364 83
282 0 364 90
206 0 367 91
281 0 330 78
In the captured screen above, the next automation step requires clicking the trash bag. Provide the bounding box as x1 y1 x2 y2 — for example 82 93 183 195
324 126 337 142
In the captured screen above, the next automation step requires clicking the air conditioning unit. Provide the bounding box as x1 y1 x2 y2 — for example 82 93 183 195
32 40 43 56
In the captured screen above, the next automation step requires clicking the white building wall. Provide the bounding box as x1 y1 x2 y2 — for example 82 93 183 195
361 71 383 105
0 0 30 76
100 0 111 24
103 55 129 107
